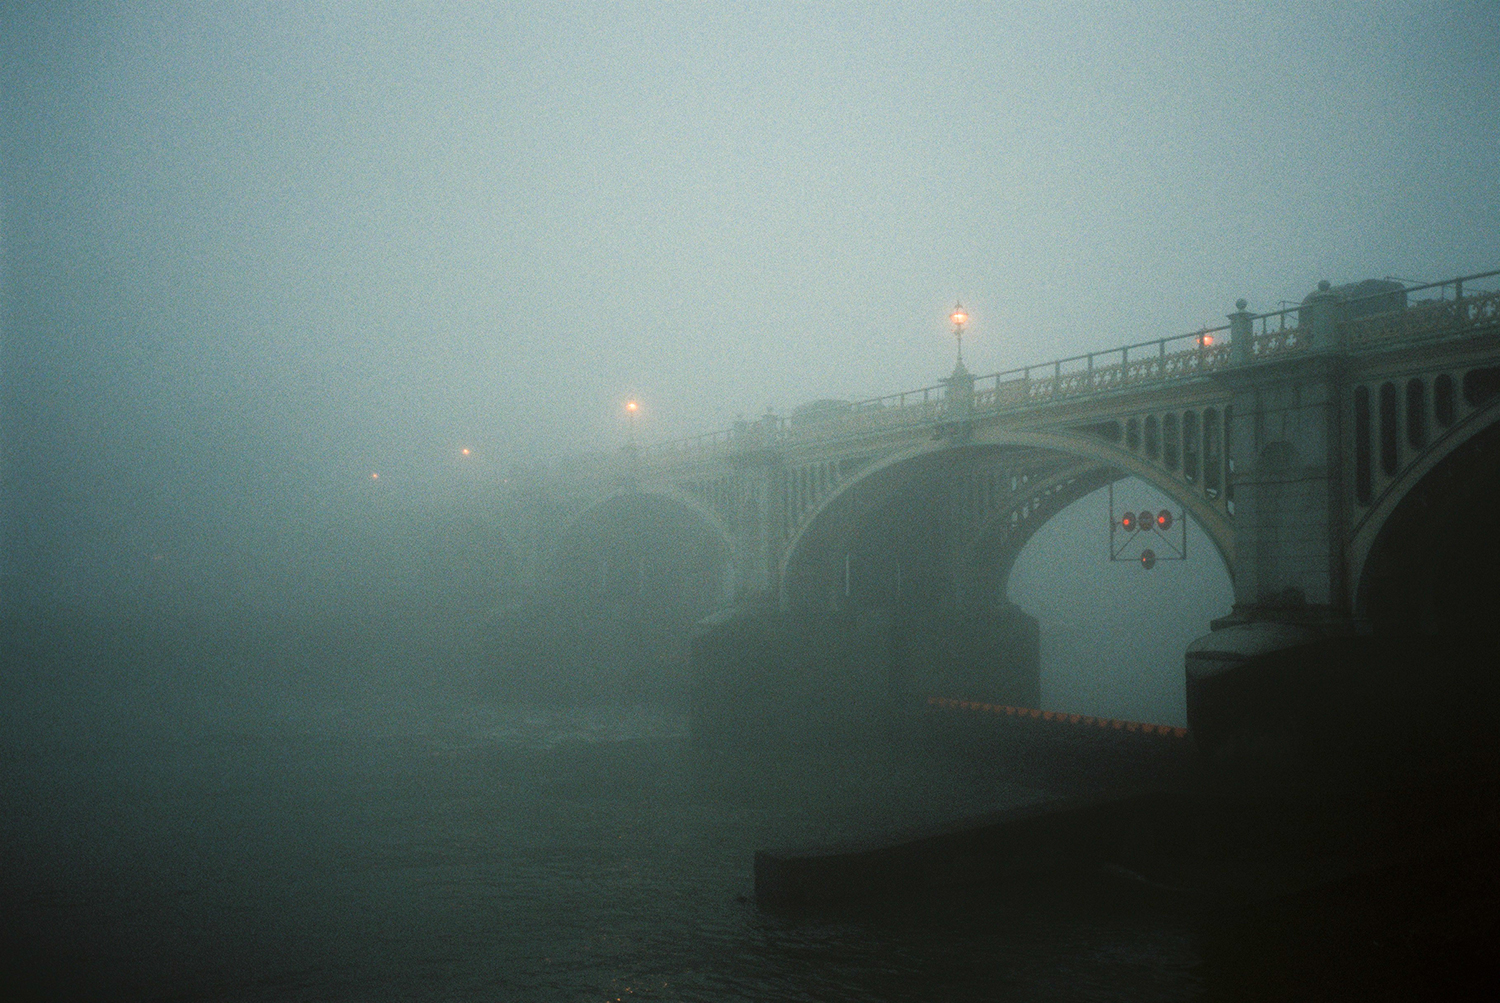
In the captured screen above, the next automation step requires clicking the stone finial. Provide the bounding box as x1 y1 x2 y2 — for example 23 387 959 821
1318 279 1331 291
1228 299 1254 364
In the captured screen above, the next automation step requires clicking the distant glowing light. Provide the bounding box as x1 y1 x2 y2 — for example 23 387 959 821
1199 332 1215 346
949 303 968 328
371 472 379 480
625 400 639 413
461 447 471 456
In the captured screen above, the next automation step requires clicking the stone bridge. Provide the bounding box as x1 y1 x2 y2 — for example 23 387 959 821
486 270 1500 735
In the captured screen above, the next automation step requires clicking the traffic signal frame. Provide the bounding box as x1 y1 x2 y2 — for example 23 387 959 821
1107 481 1187 569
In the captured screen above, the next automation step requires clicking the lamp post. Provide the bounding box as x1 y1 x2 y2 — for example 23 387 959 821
943 302 974 414
949 302 969 372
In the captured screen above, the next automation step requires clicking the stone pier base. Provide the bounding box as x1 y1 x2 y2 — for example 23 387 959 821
690 602 1039 749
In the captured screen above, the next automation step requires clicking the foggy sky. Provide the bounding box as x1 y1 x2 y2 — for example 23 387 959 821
4 1 1499 609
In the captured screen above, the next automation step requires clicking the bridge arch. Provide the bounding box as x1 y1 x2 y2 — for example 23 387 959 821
960 426 1236 576
561 484 737 564
777 441 948 608
946 461 1122 592
1353 399 1500 633
778 428 1236 610
492 490 573 599
547 485 736 613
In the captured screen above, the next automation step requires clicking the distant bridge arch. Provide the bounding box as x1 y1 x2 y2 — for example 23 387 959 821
560 484 737 567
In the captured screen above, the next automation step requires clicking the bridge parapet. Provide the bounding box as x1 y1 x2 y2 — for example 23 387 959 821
1247 313 1312 358
631 269 1498 476
1346 286 1500 349
522 268 1499 617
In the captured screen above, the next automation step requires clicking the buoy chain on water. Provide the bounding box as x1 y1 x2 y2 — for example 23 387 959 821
924 695 1187 739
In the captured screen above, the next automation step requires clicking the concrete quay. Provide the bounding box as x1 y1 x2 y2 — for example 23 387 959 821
754 700 1499 918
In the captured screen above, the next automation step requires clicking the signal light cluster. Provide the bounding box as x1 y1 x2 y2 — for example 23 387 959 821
1119 509 1173 533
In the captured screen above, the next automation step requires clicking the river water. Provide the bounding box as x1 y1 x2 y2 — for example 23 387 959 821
2 702 1470 1001
0 704 1218 1001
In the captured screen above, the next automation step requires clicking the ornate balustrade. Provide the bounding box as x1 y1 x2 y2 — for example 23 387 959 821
635 271 1496 469
1250 326 1308 357
1345 288 1500 349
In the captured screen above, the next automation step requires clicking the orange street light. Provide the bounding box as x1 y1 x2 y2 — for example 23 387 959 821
624 399 640 445
949 301 969 370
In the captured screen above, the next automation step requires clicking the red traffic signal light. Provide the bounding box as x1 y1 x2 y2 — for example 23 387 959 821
1121 511 1136 532
1140 549 1157 570
1156 510 1173 531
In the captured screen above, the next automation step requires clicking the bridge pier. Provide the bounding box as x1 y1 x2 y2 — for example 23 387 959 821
493 267 1498 774
1185 284 1359 764
689 597 1039 749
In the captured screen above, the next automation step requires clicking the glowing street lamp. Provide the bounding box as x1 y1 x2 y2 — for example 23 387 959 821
624 399 640 445
949 302 969 369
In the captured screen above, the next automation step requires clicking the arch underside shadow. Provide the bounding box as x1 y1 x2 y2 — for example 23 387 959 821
570 485 737 561
965 426 1235 575
497 483 739 610
485 486 736 700
545 488 734 609
1355 405 1500 636
785 446 1116 613
1349 398 1500 607
781 429 1236 610
952 463 1124 595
